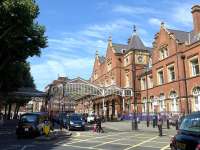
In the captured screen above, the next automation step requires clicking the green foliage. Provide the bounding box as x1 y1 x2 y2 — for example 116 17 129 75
0 62 35 93
0 0 47 95
0 0 47 67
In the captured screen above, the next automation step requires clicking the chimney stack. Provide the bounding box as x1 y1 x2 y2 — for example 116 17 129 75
192 5 200 35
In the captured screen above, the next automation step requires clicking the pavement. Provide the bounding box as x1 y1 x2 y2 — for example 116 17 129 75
0 120 175 150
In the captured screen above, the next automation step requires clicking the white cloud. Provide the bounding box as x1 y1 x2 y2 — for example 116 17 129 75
112 5 157 15
30 18 149 90
30 56 94 90
148 18 174 29
149 18 162 26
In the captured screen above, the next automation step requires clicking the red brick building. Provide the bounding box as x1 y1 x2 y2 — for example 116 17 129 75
139 5 200 114
76 26 151 120
75 5 200 118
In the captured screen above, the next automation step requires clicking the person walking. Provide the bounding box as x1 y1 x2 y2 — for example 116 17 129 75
96 116 103 133
157 113 163 136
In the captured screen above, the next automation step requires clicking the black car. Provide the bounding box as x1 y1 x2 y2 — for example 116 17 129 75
170 112 200 150
16 112 49 138
68 114 85 131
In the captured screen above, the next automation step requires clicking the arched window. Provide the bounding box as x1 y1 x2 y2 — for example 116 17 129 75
169 91 178 112
159 93 165 112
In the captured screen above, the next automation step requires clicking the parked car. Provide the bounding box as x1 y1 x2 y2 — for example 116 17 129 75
68 114 85 131
170 112 200 150
16 112 50 138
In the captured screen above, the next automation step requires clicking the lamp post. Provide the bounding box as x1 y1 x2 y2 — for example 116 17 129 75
145 65 150 127
132 51 138 130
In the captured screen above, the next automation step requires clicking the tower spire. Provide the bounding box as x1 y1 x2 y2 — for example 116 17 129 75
132 25 137 36
95 49 99 57
108 34 112 47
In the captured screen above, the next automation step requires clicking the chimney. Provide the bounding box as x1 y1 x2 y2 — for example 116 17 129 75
191 5 200 35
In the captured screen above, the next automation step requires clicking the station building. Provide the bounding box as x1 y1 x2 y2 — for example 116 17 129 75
139 5 200 114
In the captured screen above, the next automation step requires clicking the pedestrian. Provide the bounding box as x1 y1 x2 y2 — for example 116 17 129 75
96 116 103 133
157 113 163 136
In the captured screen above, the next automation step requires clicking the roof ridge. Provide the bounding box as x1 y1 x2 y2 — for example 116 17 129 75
167 28 189 33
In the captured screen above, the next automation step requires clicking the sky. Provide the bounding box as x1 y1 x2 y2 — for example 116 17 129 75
29 0 199 91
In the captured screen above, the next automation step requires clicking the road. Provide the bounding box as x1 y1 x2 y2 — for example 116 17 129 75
0 121 174 150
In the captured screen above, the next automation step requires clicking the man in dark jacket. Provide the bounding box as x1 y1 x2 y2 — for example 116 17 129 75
157 113 163 136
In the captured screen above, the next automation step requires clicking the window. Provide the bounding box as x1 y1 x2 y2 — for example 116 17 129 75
126 58 128 64
148 75 153 88
157 69 164 85
190 58 199 76
107 61 112 71
125 74 130 87
141 77 146 90
159 48 168 60
168 65 175 82
160 49 165 60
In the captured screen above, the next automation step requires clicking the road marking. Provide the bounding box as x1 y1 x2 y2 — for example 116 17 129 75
74 132 81 137
92 138 121 148
62 144 102 150
124 136 159 150
65 132 128 145
20 145 35 150
160 144 170 150
92 134 143 148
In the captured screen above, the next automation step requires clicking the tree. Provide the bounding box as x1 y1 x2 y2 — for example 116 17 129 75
0 0 47 96
2 62 36 119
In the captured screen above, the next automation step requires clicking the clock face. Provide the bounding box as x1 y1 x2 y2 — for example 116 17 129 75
137 55 144 63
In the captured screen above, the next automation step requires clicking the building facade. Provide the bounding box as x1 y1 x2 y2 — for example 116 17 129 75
45 77 75 114
75 5 200 118
139 5 200 115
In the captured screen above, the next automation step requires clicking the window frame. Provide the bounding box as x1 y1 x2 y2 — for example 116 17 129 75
167 64 175 82
189 57 199 77
157 68 164 85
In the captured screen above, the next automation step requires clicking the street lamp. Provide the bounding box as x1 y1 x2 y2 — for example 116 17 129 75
145 65 150 127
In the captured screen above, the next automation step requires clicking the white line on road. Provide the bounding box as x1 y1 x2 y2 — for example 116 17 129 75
92 134 144 148
160 144 170 150
65 132 128 145
21 145 35 150
124 136 158 150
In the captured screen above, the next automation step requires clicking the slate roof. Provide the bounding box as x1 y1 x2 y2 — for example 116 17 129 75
128 34 147 50
112 43 128 53
167 28 199 44
167 29 189 43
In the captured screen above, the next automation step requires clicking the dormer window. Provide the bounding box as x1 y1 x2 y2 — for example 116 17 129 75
159 47 168 60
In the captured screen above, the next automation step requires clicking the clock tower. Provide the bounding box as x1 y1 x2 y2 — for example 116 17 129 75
125 25 151 114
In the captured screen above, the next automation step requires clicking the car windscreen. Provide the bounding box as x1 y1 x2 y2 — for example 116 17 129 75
71 115 83 121
180 115 200 133
20 114 38 123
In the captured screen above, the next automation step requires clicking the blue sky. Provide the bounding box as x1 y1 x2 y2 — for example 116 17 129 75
29 0 199 91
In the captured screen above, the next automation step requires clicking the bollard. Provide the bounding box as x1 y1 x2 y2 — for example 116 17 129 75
175 120 179 130
167 119 170 129
153 118 156 128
